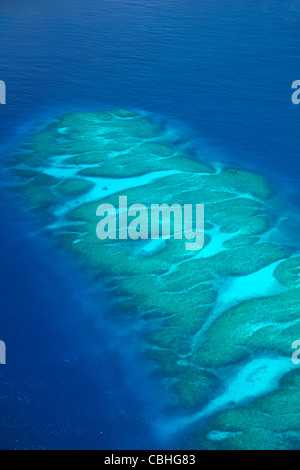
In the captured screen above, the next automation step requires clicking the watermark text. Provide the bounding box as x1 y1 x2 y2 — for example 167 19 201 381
292 340 300 365
0 340 6 365
96 196 204 251
0 81 6 105
291 80 300 105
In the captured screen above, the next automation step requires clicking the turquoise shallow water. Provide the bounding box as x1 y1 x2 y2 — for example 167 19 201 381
3 109 300 450
0 0 300 450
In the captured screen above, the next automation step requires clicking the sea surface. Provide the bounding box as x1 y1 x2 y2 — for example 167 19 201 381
0 0 299 449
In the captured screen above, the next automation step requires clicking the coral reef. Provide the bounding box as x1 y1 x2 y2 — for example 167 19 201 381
7 110 300 449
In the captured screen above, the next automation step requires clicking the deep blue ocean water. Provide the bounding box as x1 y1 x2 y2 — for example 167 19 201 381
0 0 299 449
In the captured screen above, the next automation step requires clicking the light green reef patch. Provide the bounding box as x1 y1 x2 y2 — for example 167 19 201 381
56 178 95 197
6 109 300 450
194 369 300 450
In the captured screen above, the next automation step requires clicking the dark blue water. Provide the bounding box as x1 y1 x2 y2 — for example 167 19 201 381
0 193 169 450
0 0 299 449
